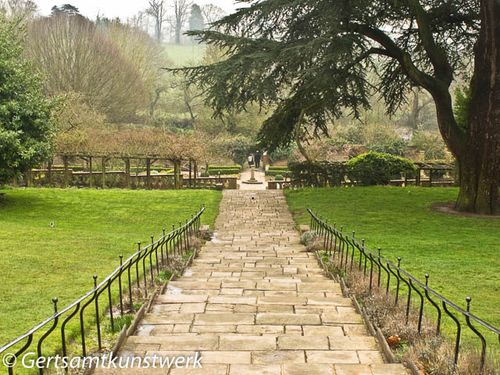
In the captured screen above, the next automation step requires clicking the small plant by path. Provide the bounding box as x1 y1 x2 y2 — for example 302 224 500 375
315 248 499 375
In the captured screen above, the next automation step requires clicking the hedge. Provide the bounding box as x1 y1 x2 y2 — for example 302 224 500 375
288 161 346 187
207 168 241 176
268 166 289 171
208 165 242 170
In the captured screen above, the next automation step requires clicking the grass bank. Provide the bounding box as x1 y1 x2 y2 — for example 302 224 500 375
0 188 221 345
285 187 500 332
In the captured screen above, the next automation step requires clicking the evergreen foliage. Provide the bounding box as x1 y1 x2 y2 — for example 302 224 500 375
347 152 416 185
0 17 54 184
189 4 205 33
181 0 479 152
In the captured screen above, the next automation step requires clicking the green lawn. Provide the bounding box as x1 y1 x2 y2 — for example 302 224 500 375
0 188 221 345
164 43 206 66
285 187 500 337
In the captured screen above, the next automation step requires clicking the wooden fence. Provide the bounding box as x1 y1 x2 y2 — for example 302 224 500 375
21 154 239 190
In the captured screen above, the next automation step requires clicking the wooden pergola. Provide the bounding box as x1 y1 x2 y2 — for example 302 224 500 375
30 153 201 190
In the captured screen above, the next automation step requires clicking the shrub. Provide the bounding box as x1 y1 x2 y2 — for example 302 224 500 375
265 167 291 177
411 131 447 160
207 168 240 175
300 232 323 252
300 231 319 246
208 165 242 170
211 135 254 165
269 146 294 162
289 161 346 187
363 122 408 155
347 152 416 185
274 174 284 181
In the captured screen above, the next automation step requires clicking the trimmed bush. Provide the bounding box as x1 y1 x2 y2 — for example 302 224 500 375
207 168 240 176
289 161 346 187
268 166 289 171
265 166 290 177
347 152 416 185
266 170 291 177
274 174 284 181
208 165 242 170
207 165 242 176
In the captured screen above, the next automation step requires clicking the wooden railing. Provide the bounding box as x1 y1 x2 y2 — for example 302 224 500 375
27 169 239 190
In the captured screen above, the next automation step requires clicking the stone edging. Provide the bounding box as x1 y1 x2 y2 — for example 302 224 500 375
111 250 198 355
315 251 421 375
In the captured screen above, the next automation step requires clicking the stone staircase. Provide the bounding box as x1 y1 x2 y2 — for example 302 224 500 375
95 190 409 375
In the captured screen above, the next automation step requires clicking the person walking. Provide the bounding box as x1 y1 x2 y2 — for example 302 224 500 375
254 150 262 168
247 154 254 168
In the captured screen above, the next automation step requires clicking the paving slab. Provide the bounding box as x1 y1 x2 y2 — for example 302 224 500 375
95 191 408 374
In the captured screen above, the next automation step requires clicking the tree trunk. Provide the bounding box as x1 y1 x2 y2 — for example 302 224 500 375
175 24 181 44
455 0 499 215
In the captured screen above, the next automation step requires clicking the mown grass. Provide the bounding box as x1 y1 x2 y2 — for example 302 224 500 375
0 188 221 345
285 187 500 347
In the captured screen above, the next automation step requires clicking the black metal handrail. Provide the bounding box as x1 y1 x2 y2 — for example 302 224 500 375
0 207 205 374
308 208 499 374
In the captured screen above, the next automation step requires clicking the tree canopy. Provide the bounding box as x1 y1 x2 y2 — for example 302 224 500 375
184 0 479 150
188 4 205 33
0 16 54 184
182 0 499 214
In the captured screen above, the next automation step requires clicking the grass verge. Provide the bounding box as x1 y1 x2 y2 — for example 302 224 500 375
285 187 500 334
0 188 221 345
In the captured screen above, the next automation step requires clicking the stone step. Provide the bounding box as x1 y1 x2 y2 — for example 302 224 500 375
100 190 409 375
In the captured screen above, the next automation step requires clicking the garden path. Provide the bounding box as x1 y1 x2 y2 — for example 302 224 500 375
238 168 267 190
96 191 409 375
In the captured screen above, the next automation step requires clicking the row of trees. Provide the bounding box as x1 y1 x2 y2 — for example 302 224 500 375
142 0 224 44
24 11 167 124
0 1 261 187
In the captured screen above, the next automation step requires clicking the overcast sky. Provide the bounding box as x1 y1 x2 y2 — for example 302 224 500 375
34 0 241 20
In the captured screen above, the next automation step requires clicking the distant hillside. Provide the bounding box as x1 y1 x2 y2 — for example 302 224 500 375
164 43 206 67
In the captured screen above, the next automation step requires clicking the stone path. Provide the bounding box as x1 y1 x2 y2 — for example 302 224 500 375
100 191 409 374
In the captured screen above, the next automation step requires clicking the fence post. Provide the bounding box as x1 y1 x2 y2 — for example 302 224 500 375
63 155 70 187
47 159 53 187
124 158 131 189
146 158 151 190
189 160 192 188
89 156 93 188
101 157 106 189
194 161 198 188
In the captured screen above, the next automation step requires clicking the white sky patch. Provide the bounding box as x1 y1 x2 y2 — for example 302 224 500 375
33 0 241 20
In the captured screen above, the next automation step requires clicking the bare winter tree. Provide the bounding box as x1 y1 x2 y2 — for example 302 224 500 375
170 0 191 44
127 11 149 32
25 14 148 122
201 3 225 26
0 0 37 23
146 0 167 42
